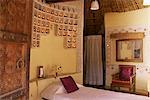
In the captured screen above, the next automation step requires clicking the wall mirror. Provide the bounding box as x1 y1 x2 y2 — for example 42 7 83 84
116 39 143 62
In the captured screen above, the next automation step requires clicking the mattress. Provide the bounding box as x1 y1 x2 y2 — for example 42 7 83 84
53 87 150 100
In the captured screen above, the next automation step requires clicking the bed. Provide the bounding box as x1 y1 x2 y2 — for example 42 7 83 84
40 76 150 100
54 87 150 100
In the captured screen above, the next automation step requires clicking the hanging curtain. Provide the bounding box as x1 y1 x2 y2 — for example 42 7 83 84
84 35 103 85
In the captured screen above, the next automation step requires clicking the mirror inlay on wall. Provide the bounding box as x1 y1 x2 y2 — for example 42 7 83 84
116 39 143 62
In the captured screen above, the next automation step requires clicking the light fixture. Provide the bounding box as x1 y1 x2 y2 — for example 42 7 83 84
143 0 150 5
90 0 99 10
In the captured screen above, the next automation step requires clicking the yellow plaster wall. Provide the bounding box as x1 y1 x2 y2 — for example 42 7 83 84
105 8 150 28
30 1 84 80
30 31 77 79
29 0 84 100
105 8 150 94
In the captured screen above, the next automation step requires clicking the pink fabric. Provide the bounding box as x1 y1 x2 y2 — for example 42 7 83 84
60 76 79 93
119 65 133 81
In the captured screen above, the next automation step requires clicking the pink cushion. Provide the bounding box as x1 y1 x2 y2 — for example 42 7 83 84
119 65 133 81
60 76 79 93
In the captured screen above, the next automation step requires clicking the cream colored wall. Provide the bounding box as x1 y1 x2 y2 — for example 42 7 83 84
30 31 77 79
30 0 84 80
105 9 150 27
105 8 150 94
29 0 84 100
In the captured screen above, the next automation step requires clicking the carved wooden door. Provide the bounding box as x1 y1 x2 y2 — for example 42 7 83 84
0 0 33 99
0 31 28 100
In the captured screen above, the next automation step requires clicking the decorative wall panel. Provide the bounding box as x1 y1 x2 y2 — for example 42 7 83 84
32 0 79 48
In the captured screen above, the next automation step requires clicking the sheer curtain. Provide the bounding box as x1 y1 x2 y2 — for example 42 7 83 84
84 35 103 85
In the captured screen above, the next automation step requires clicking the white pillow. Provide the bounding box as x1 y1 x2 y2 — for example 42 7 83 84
55 86 66 94
40 81 61 100
76 83 84 88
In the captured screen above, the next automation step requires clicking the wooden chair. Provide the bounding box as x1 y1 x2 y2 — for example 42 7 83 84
111 65 136 92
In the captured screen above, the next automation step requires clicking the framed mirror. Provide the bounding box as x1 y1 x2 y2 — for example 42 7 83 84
116 39 143 62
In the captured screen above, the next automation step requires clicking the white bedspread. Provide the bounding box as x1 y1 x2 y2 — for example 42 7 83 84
53 87 150 100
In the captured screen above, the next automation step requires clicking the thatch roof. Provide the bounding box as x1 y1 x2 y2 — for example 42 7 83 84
102 0 145 12
85 0 149 13
84 0 150 35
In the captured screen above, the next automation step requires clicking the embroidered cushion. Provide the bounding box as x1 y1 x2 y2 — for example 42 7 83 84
119 65 133 81
60 76 79 93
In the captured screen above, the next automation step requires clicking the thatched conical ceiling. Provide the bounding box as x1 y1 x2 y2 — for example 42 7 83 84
88 0 149 13
101 0 145 13
84 0 150 35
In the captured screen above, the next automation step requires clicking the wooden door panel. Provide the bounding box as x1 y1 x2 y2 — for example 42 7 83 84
0 31 28 100
0 0 32 99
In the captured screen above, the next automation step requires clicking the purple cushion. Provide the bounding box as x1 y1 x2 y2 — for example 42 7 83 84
60 76 79 93
119 65 133 81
